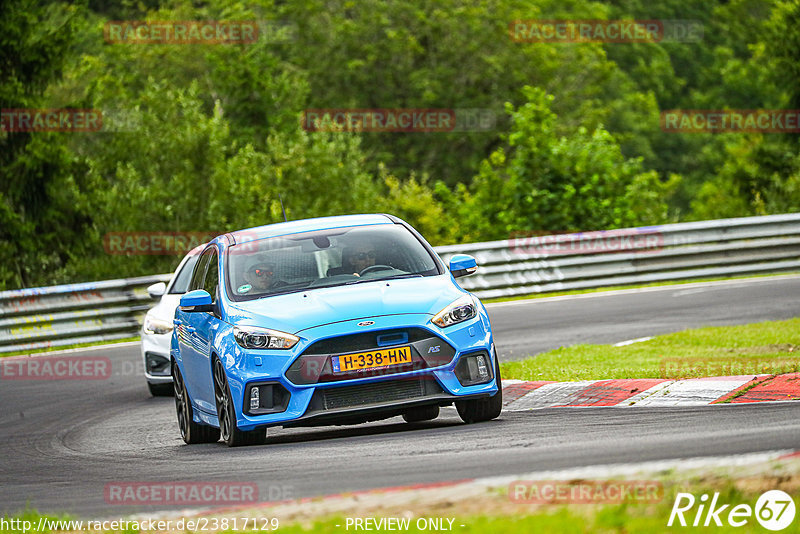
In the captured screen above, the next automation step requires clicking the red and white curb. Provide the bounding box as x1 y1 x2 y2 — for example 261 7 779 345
502 373 800 410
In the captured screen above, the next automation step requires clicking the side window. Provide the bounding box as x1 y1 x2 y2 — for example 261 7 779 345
189 248 212 292
202 250 219 303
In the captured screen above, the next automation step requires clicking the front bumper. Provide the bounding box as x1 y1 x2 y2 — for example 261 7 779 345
284 375 493 428
220 313 497 431
141 330 173 384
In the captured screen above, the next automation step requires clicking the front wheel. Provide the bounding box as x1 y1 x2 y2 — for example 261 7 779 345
173 362 220 444
213 358 267 447
455 355 503 424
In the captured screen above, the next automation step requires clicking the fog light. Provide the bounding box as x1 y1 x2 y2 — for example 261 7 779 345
245 382 291 415
145 353 170 376
476 354 489 380
250 387 260 411
454 351 493 386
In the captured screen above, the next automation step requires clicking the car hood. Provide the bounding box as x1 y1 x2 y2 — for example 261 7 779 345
226 275 466 334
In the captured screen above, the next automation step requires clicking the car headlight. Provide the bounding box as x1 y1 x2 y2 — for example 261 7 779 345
234 326 299 350
143 315 174 335
432 295 478 328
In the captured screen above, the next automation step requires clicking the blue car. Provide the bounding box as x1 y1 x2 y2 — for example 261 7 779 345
171 214 502 446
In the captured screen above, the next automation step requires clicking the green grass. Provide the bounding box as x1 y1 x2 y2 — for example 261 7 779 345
0 512 780 534
482 271 800 304
500 318 800 381
1 336 139 358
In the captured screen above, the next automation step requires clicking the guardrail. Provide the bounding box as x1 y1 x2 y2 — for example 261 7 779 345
0 275 170 354
1 213 799 353
435 213 800 299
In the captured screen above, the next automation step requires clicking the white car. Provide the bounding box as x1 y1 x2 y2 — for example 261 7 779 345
141 246 203 396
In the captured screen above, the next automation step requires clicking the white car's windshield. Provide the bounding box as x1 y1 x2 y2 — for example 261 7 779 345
168 253 200 294
226 224 440 301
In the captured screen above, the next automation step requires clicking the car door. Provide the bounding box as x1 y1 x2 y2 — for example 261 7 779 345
178 247 216 414
188 247 223 412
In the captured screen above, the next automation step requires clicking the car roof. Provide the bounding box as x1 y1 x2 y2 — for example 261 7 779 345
226 214 396 245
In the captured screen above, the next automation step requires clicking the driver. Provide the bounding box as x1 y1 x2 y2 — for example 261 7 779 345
348 245 377 274
243 260 285 292
328 244 378 277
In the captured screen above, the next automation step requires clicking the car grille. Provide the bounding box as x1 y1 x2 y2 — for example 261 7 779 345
286 328 456 385
303 327 433 355
321 379 427 410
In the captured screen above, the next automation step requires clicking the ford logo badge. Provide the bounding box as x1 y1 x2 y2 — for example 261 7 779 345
357 321 375 327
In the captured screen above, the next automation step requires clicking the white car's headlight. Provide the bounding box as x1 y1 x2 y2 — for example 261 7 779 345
234 326 299 350
143 315 174 335
432 295 478 328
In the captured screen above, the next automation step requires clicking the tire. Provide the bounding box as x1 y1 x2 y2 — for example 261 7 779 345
173 362 220 444
148 381 174 397
213 358 267 447
455 355 503 424
402 405 440 423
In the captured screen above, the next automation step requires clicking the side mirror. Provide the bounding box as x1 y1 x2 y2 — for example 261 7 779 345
147 281 167 299
449 254 478 278
179 290 214 313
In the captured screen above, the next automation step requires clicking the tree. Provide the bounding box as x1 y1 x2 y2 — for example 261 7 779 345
0 0 92 289
446 87 676 242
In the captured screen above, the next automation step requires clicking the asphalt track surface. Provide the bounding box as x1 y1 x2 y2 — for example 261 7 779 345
1 276 799 518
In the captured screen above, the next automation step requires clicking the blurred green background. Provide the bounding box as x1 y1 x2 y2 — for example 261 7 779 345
2 0 799 289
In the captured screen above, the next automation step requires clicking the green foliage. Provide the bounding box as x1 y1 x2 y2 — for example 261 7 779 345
448 87 675 242
72 80 386 281
279 0 663 188
0 0 92 289
1 0 797 288
373 166 456 245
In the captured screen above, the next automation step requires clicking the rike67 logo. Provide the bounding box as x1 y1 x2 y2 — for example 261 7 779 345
669 490 796 531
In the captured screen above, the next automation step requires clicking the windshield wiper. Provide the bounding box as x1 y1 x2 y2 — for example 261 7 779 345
345 273 423 285
379 273 424 281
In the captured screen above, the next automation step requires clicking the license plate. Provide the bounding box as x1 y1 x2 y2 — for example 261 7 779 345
332 345 413 373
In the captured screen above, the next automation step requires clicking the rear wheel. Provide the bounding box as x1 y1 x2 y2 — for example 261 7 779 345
455 355 503 424
213 358 267 447
402 405 440 423
173 362 220 444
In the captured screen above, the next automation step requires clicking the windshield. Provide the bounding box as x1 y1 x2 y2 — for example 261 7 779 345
226 224 440 301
